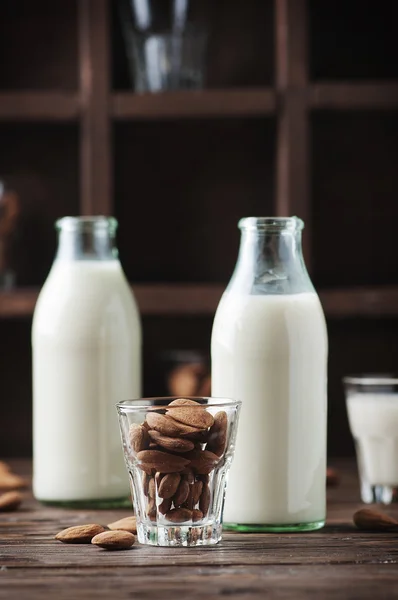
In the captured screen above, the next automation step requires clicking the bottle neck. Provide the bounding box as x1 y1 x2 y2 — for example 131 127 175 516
55 217 118 262
232 218 313 295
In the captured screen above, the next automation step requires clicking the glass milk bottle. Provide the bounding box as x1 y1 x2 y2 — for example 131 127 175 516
32 217 141 506
211 217 328 531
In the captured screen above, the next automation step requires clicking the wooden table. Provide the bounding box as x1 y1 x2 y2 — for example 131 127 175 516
1 461 398 599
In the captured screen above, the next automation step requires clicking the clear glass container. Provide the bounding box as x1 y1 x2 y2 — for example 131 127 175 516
118 0 207 92
32 217 142 507
344 374 398 504
211 217 328 532
117 396 241 546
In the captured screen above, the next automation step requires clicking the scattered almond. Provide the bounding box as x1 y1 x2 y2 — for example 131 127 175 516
91 530 135 550
353 508 398 531
0 491 22 512
326 467 340 487
107 516 137 534
55 524 106 544
0 472 27 490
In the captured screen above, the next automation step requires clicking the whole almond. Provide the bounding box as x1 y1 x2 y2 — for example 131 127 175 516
0 491 22 512
148 430 194 453
92 530 135 550
168 398 204 408
0 461 10 473
159 497 172 515
146 411 203 437
199 483 211 516
183 488 194 510
137 450 190 474
129 423 149 453
182 468 195 485
142 472 151 495
353 508 398 531
55 524 105 544
165 508 193 523
192 509 203 522
191 480 203 505
148 477 156 498
185 449 220 475
158 473 181 499
167 401 214 430
107 516 137 534
173 479 190 507
327 467 340 487
207 411 228 456
146 496 156 521
0 472 27 490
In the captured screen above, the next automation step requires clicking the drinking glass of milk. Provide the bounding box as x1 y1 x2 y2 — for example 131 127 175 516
211 217 328 532
32 216 142 507
345 375 398 504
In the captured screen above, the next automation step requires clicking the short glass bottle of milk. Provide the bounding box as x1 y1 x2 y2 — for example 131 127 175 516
32 217 142 507
211 217 328 532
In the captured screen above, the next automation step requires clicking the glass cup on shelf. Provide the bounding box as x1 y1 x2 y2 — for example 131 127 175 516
117 397 241 546
344 375 398 504
118 0 208 92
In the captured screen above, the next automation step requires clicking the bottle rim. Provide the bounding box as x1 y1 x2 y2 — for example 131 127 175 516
238 216 304 232
55 216 118 233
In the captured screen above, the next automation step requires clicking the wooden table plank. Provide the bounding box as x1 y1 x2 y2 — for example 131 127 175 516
1 461 398 599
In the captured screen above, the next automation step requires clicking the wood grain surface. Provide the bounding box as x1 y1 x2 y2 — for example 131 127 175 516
1 461 398 599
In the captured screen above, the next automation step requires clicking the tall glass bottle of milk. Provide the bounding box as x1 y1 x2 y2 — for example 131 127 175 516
32 217 141 506
211 217 327 531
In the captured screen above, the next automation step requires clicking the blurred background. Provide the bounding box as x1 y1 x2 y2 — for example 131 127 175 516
0 0 398 458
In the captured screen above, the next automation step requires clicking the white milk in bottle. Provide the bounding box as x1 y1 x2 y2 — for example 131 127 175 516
211 217 328 531
32 217 141 505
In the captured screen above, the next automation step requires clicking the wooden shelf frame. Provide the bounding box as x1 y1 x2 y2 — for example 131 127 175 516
2 285 398 319
0 0 398 318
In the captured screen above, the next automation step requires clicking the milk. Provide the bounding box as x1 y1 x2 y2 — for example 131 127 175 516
211 292 327 525
347 394 398 486
32 259 141 502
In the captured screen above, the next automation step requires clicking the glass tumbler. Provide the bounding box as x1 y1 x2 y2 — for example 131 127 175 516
117 397 241 546
344 375 398 504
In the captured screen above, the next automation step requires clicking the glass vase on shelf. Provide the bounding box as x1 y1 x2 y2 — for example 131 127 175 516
211 217 328 532
118 0 208 92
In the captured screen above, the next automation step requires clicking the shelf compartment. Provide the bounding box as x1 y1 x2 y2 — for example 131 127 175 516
0 0 78 91
114 118 275 283
309 0 398 82
311 111 398 287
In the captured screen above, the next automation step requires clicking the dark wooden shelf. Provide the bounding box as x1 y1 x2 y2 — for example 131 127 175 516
309 82 398 110
0 83 397 124
0 92 80 122
111 89 277 120
2 285 398 319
